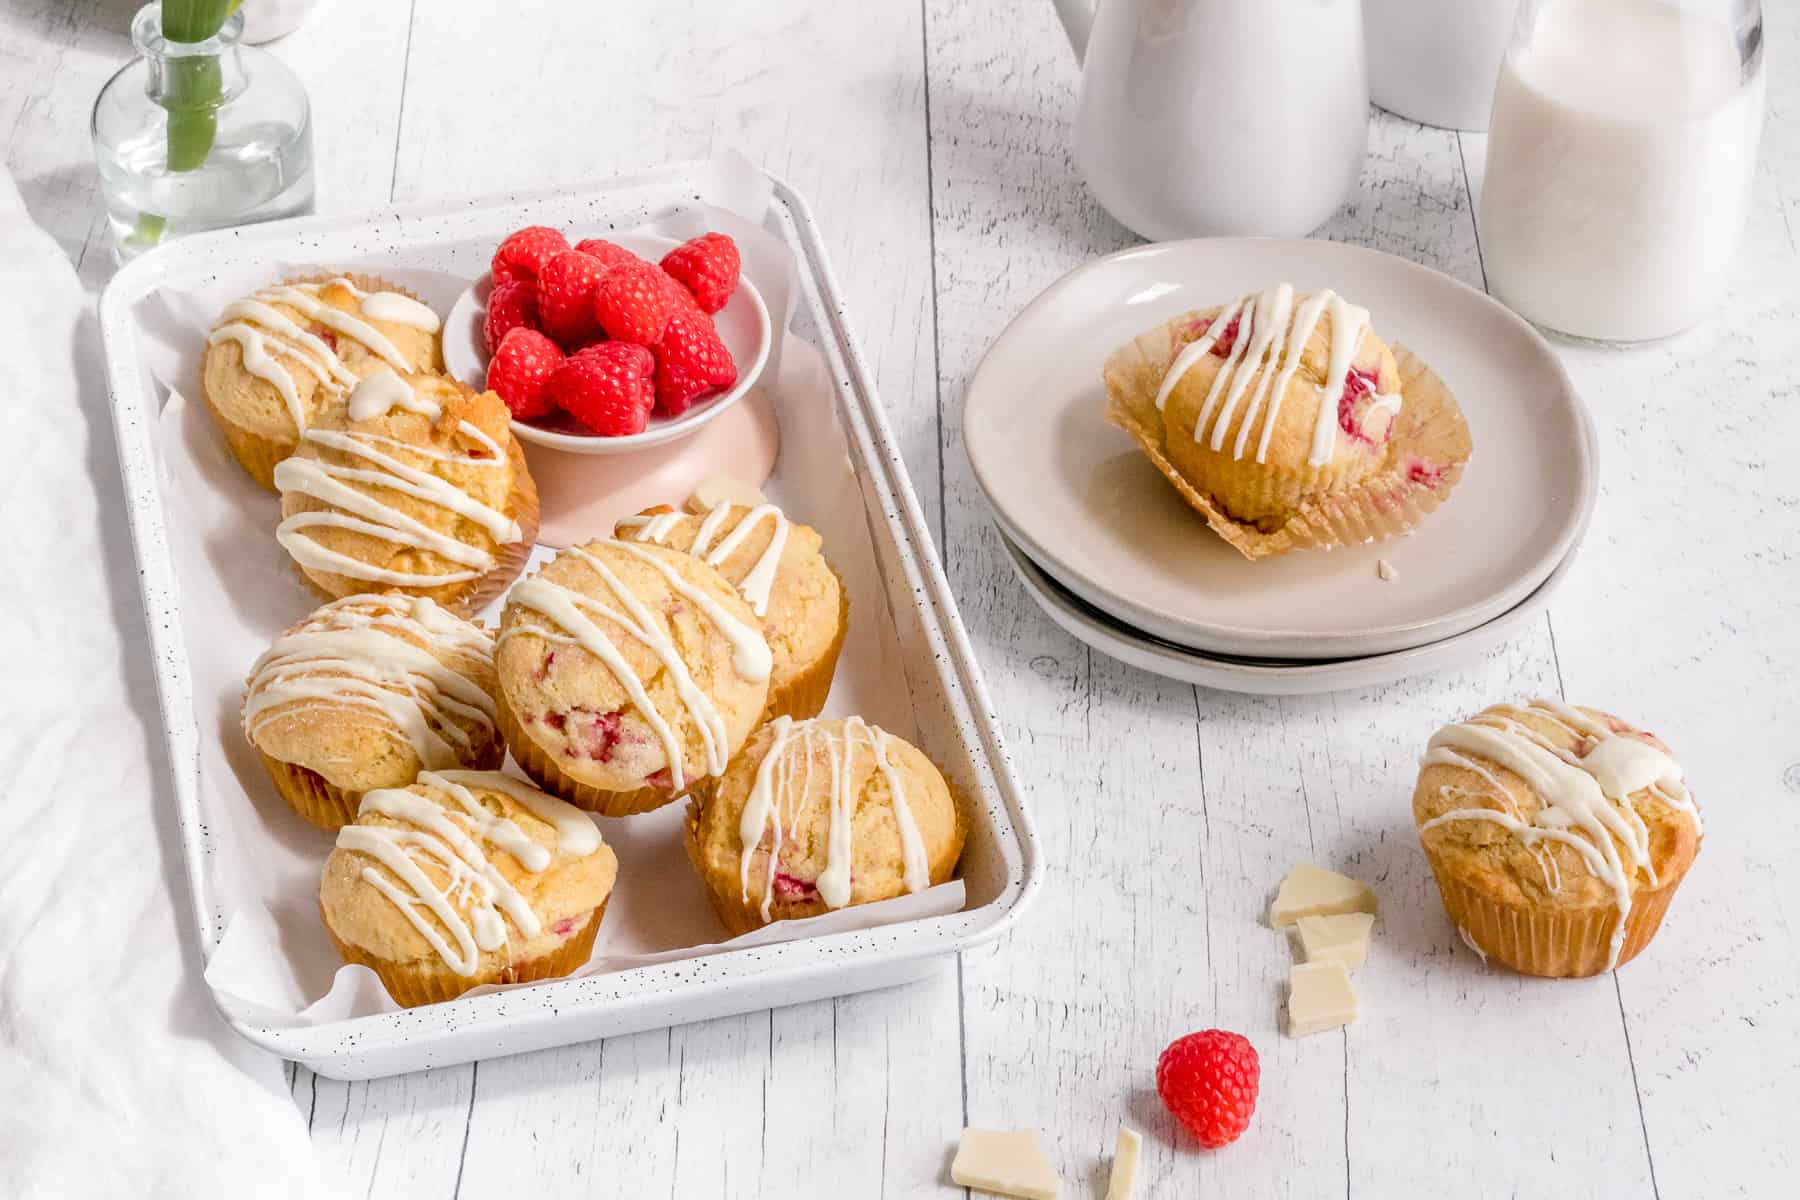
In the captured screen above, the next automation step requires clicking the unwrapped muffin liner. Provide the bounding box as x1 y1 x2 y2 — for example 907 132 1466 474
201 273 442 491
1103 316 1474 560
323 902 607 1008
1423 852 1688 978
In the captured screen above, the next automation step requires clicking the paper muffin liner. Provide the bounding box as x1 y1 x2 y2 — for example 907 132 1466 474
324 901 606 1009
762 567 850 724
1103 320 1473 560
1423 851 1689 978
258 751 360 831
496 687 688 817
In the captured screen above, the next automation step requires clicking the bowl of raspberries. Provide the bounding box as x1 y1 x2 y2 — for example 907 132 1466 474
444 225 771 453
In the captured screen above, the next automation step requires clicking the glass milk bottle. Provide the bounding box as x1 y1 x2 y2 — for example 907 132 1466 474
1479 0 1764 341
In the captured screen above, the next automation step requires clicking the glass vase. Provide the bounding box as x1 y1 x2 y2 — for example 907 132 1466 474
92 3 315 262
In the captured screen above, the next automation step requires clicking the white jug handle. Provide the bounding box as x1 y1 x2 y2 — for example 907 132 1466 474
1049 0 1094 62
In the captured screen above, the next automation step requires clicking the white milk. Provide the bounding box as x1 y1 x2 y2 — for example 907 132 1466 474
1479 0 1763 341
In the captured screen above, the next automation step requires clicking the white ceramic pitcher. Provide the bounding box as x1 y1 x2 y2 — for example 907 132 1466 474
1052 0 1370 239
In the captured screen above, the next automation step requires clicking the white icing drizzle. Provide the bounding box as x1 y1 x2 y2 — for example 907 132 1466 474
622 503 792 618
737 717 929 920
1419 699 1698 969
274 376 522 591
244 595 496 769
500 542 772 791
1152 284 1403 467
338 769 603 976
207 279 438 434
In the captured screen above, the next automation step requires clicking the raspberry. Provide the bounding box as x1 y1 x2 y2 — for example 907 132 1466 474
1404 456 1448 487
536 249 610 348
1337 366 1382 446
574 238 642 270
657 266 705 317
1156 1030 1260 1149
593 259 673 346
487 328 563 420
652 309 738 416
483 280 540 354
550 341 654 436
1210 313 1242 358
491 226 568 286
660 232 741 314
773 871 819 899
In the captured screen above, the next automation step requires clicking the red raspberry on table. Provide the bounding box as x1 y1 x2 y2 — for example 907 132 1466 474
550 341 655 436
491 226 568 286
660 232 741 314
483 279 540 354
1156 1029 1260 1149
652 309 738 416
593 259 674 346
574 238 642 270
487 327 564 420
536 249 610 348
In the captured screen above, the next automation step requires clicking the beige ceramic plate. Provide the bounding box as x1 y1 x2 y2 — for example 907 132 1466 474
963 238 1596 659
1000 531 1575 696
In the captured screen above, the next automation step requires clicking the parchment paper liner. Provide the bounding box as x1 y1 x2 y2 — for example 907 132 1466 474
323 901 607 1009
289 424 540 620
1103 320 1473 560
200 273 444 491
1422 852 1688 978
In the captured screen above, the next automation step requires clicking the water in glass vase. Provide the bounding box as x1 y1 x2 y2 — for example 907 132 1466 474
93 4 315 261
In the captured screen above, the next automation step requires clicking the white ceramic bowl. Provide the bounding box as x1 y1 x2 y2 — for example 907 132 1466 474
442 232 771 455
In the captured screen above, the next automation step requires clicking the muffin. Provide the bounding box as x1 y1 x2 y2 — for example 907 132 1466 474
684 716 966 936
1412 699 1702 977
495 539 772 816
320 769 616 1007
202 275 444 488
615 497 846 722
1104 283 1472 558
242 593 502 830
274 368 538 617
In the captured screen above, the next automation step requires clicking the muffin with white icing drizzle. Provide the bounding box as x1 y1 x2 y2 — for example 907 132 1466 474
684 716 965 936
494 539 772 817
615 496 847 723
275 369 539 617
202 275 444 488
244 594 503 830
319 770 616 1007
1104 282 1472 558
1412 700 1701 978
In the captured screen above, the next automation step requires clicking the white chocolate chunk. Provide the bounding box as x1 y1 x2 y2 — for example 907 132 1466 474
1377 558 1398 581
951 1129 1061 1200
1296 912 1375 970
1104 1127 1141 1200
1287 961 1359 1037
1269 863 1378 928
687 472 769 514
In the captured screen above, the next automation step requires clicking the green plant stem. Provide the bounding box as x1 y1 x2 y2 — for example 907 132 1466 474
135 0 243 248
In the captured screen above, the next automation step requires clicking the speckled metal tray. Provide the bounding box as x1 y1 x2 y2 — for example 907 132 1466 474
97 163 1041 1080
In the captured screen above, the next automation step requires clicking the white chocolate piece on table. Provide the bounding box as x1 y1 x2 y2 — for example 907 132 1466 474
1296 912 1375 970
1287 961 1359 1037
1269 863 1378 928
687 472 769 514
951 1128 1061 1200
1104 1126 1141 1200
1377 558 1399 581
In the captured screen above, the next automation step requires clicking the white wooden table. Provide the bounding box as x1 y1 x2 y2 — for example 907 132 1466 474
8 2 1797 1195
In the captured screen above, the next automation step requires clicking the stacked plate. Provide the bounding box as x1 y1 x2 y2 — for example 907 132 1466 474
964 238 1597 695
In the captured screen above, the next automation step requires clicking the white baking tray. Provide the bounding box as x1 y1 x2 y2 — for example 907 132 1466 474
98 161 1041 1080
